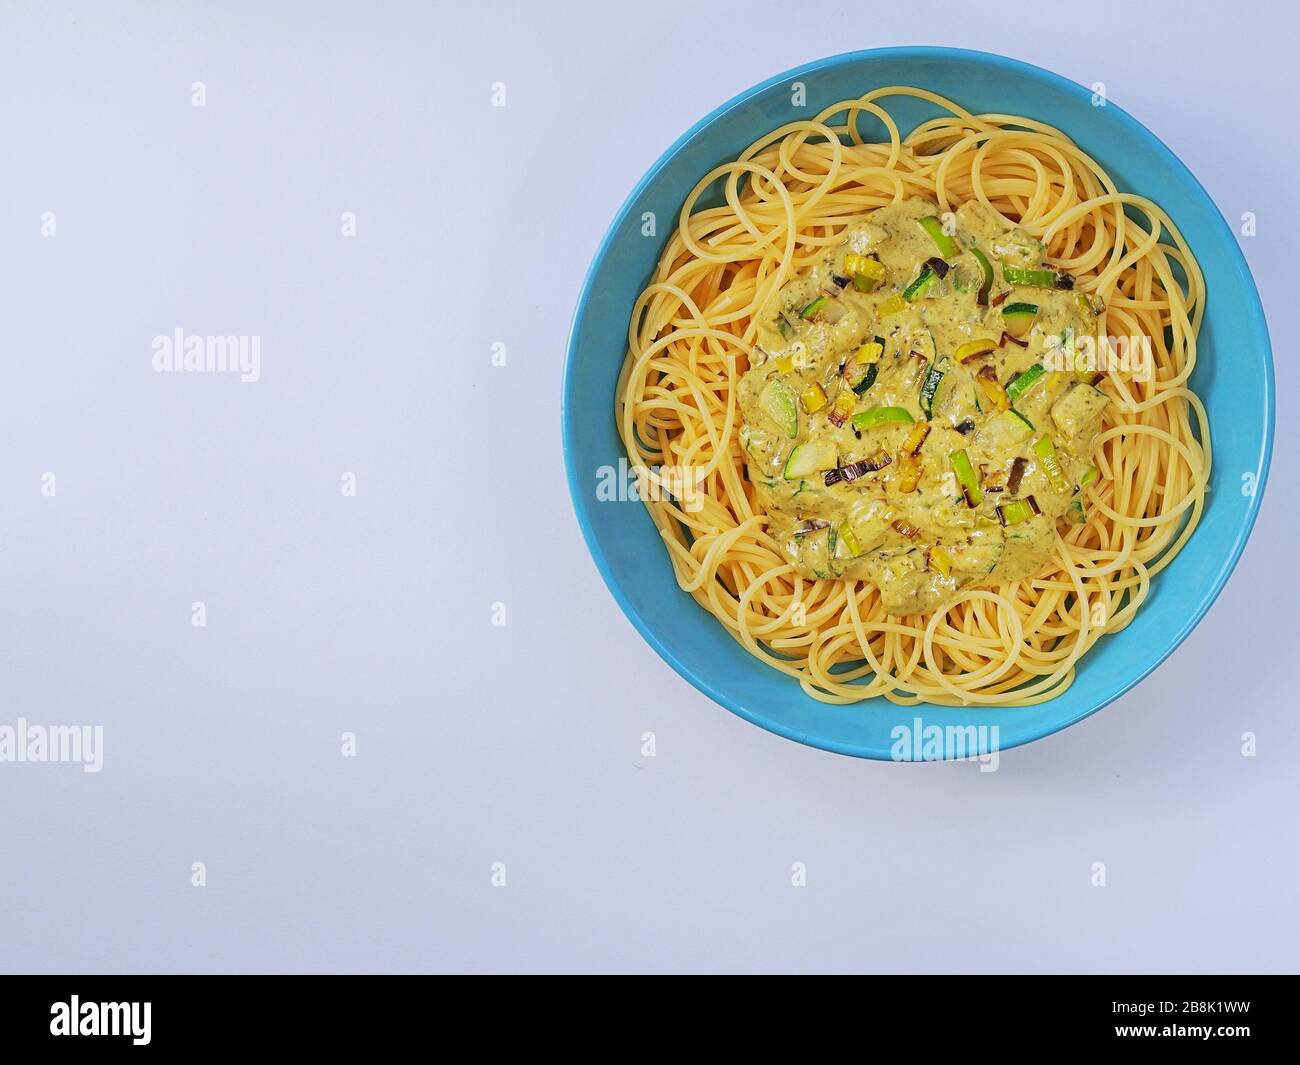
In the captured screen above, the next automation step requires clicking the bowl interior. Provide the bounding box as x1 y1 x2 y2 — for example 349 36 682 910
563 48 1273 759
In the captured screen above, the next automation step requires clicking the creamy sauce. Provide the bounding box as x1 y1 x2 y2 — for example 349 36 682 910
737 196 1109 615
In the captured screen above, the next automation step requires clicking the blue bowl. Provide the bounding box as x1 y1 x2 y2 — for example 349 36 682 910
563 47 1274 760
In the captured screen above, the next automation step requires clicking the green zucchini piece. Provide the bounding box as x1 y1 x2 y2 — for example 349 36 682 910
784 441 837 480
985 407 1034 448
852 406 915 430
903 267 937 302
1001 302 1039 337
919 364 945 419
1006 363 1047 404
918 216 957 257
1002 264 1073 289
851 361 880 396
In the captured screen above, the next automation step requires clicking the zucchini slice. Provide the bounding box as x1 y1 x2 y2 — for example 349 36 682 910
783 441 837 480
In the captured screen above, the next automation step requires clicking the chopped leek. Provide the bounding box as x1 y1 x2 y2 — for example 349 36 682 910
837 522 864 558
896 455 923 494
996 498 1038 526
826 452 891 485
928 545 954 577
949 449 982 507
1032 435 1069 492
891 518 921 539
900 421 931 456
844 253 886 292
895 423 931 493
843 253 872 276
827 389 856 427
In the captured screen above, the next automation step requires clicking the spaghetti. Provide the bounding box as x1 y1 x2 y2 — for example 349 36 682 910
615 87 1210 706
